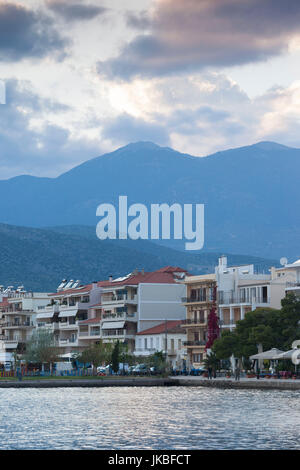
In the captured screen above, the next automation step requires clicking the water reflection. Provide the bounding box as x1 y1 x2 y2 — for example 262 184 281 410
0 387 299 449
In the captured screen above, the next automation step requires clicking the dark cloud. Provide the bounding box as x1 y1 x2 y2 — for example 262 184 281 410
46 1 107 22
101 113 170 147
98 0 300 79
125 10 151 30
0 79 103 178
0 2 69 61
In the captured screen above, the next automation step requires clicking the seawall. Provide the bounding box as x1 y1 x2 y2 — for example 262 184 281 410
172 377 300 391
1 377 300 390
0 377 178 388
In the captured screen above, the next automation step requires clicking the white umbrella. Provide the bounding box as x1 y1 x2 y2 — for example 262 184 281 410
274 348 300 360
250 348 284 360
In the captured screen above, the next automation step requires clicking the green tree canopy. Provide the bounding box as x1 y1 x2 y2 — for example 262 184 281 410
213 294 300 360
24 329 60 365
76 340 113 369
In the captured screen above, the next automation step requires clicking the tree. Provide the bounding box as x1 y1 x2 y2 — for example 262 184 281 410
147 351 167 373
111 340 120 373
213 329 240 360
205 306 220 350
24 329 60 373
212 294 300 361
77 340 113 374
204 351 220 373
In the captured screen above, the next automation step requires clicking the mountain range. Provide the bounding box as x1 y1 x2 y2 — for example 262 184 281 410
0 223 277 292
0 140 298 261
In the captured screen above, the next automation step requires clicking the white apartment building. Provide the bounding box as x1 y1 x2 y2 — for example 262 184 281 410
134 320 186 368
275 258 300 298
97 267 187 352
0 289 50 365
216 256 289 330
36 267 187 356
36 281 102 356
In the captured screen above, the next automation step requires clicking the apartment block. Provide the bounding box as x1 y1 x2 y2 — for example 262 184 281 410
181 274 217 368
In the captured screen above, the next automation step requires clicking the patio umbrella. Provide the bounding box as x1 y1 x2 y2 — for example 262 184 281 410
273 348 300 360
250 348 284 360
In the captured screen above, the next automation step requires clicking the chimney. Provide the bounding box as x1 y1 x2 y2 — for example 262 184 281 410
109 275 113 282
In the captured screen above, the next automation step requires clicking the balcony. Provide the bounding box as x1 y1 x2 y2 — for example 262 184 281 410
101 294 138 305
58 321 78 329
182 297 215 304
102 312 137 321
286 282 300 291
36 322 59 330
78 329 101 338
3 322 34 329
101 330 135 339
59 338 78 346
181 318 207 326
4 309 32 315
219 295 270 305
184 340 206 347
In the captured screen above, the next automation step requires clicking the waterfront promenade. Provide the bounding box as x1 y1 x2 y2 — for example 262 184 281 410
171 375 300 390
1 375 300 390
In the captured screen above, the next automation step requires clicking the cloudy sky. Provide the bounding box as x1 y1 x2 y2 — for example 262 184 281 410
1 0 300 178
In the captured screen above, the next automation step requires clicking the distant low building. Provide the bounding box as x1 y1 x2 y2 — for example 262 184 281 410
134 320 186 369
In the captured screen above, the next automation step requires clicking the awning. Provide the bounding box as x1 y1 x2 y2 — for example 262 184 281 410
58 310 78 318
250 348 284 360
36 312 55 320
102 321 125 330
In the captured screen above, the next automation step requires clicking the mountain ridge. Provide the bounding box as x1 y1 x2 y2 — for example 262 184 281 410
0 140 298 259
0 223 279 292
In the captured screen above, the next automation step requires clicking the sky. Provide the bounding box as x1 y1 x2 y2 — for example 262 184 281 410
1 0 300 178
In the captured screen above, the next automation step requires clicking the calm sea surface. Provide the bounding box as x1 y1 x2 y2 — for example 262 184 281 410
0 386 299 450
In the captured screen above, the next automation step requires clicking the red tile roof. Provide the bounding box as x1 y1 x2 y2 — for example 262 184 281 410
50 267 188 296
137 320 183 336
98 266 187 288
49 284 94 297
78 318 101 325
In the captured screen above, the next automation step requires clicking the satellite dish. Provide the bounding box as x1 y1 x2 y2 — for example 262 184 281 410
280 257 288 266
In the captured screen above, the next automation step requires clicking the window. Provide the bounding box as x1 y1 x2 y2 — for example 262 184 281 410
199 310 205 323
193 353 203 363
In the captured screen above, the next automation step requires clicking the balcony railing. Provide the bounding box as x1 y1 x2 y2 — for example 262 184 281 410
2 322 34 328
286 282 300 288
219 295 270 305
102 312 136 320
78 329 101 337
219 319 237 326
181 318 207 325
182 297 215 303
184 340 206 347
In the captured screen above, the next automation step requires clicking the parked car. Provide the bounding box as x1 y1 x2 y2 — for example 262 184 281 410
190 367 206 376
97 366 107 376
132 364 150 375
